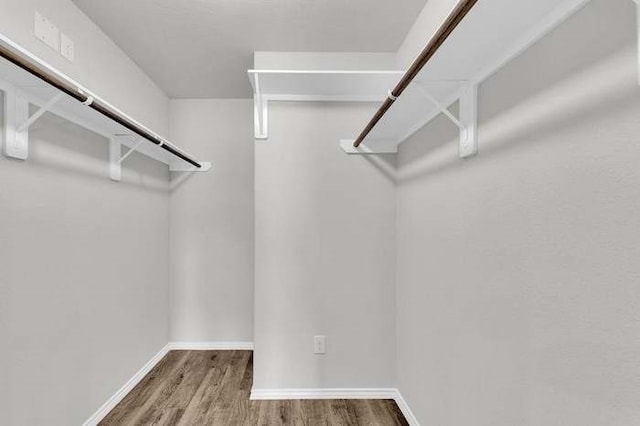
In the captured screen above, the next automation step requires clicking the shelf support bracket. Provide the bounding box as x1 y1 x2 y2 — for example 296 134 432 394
458 84 478 159
119 138 144 164
253 73 268 139
17 92 63 132
414 82 478 159
109 135 211 181
413 83 465 130
109 135 149 181
109 138 122 181
1 79 30 160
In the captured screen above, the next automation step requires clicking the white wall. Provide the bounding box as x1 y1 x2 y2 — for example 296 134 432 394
253 102 397 390
0 106 170 426
168 99 255 344
396 0 640 424
0 1 172 424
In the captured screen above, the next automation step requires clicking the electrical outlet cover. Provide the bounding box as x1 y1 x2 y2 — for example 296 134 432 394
313 335 326 354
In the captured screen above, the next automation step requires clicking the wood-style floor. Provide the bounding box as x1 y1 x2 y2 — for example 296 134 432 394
100 350 408 425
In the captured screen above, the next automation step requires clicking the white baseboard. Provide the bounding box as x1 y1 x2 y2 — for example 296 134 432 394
251 387 420 425
84 344 418 426
250 387 398 400
394 390 420 426
168 341 254 350
83 341 253 425
83 343 170 426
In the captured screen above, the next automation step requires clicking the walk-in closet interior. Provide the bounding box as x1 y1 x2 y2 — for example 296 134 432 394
2 0 640 424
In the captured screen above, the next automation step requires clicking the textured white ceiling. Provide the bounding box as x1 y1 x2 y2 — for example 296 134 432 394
72 0 428 98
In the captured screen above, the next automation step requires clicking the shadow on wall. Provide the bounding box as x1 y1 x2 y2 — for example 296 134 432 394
0 99 168 192
397 46 640 185
398 0 639 185
363 154 397 184
536 340 640 408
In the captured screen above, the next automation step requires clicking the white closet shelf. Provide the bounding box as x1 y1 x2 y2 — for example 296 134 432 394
347 0 591 155
246 0 590 154
248 70 405 102
247 69 405 139
0 33 211 180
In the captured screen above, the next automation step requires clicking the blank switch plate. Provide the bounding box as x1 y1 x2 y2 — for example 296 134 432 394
34 12 59 51
60 33 74 62
314 335 326 354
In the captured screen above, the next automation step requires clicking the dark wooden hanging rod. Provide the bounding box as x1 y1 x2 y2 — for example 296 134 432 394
353 0 478 148
0 39 201 168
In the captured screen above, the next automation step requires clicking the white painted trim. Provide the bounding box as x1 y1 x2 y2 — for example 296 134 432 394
83 342 253 425
340 139 398 155
250 387 398 400
397 0 591 146
83 348 415 426
394 390 420 426
251 388 420 425
83 344 170 426
168 341 254 351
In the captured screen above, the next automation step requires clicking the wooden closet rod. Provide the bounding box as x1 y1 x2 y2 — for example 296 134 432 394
0 40 201 168
353 0 478 148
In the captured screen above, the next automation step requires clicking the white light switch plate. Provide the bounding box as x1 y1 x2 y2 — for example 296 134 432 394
60 32 74 62
34 12 59 51
314 335 326 354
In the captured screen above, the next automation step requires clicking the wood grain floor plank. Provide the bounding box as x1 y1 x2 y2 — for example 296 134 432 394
162 352 215 409
100 350 189 425
177 351 234 426
99 350 409 425
383 399 411 426
127 351 204 425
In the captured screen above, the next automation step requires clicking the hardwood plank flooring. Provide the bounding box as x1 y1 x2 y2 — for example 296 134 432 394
100 350 408 425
